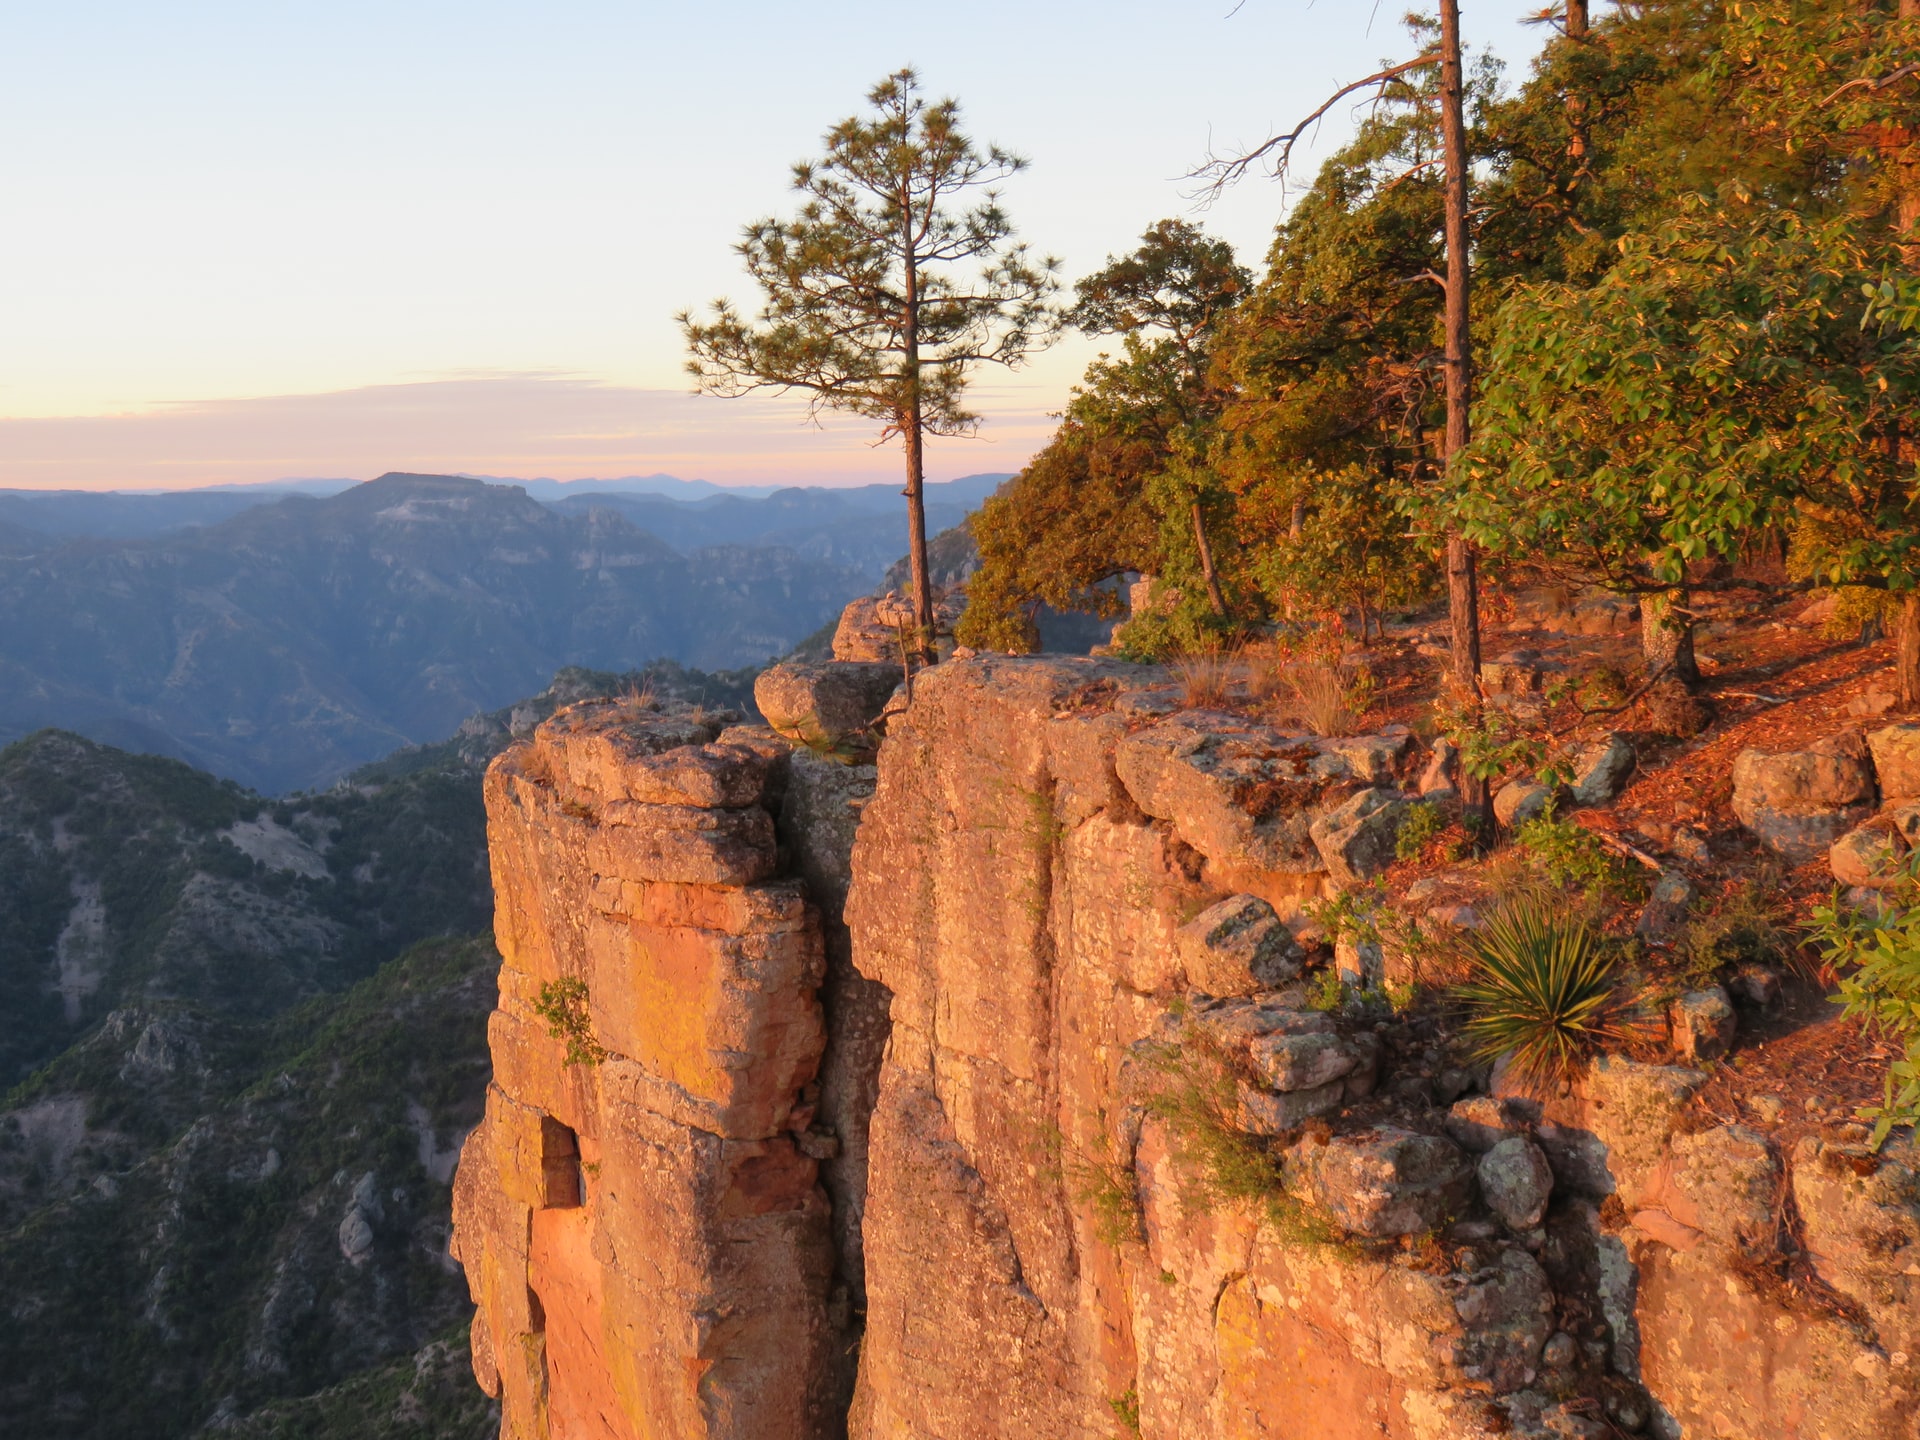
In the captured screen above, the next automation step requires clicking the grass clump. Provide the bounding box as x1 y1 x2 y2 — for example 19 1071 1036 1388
1454 895 1624 1088
1810 872 1920 1149
1170 643 1238 709
533 976 607 1067
1279 657 1376 738
1136 1031 1339 1247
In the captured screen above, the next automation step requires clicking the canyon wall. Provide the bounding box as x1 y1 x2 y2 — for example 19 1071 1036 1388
455 660 1920 1440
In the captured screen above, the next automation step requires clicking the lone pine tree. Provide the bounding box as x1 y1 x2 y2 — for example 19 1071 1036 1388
681 69 1058 661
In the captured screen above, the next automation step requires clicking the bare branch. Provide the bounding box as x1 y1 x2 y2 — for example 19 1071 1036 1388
1822 62 1920 107
1188 50 1441 200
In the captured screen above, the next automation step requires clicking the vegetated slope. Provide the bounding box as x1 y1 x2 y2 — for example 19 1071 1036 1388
0 729 491 1092
0 670 751 1438
0 472 867 792
0 935 501 1440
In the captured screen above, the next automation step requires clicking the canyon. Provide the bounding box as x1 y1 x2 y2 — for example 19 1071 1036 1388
453 646 1920 1440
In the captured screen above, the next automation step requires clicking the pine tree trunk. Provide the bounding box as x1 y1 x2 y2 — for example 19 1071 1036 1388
1898 593 1920 710
1640 588 1700 688
1191 501 1227 617
901 218 934 667
1439 0 1487 823
1565 0 1590 173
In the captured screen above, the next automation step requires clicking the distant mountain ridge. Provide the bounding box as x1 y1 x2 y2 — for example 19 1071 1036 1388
0 473 876 791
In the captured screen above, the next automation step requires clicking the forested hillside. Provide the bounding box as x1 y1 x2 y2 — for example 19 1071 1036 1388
963 0 1920 702
0 472 858 792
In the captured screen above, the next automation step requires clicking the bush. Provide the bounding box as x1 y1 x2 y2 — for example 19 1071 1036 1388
532 977 607 1067
1810 880 1920 1150
1513 815 1645 903
1453 896 1623 1087
1395 801 1447 862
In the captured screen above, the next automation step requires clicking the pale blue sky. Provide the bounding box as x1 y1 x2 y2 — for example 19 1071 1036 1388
0 2 1553 488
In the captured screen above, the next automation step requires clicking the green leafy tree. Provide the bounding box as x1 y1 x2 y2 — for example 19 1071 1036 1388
958 220 1246 652
681 69 1058 659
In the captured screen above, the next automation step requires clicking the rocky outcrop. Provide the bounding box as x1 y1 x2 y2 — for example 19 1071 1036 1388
1732 733 1874 861
454 660 1920 1440
451 700 845 1440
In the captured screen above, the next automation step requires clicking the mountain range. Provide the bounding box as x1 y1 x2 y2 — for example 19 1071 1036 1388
0 472 987 792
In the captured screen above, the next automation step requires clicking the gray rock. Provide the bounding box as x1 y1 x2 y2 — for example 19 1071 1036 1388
1727 965 1780 1007
1533 1120 1616 1198
1451 1247 1556 1393
1174 893 1303 995
1419 738 1458 797
1319 731 1415 783
753 660 900 746
1830 822 1901 888
1634 870 1698 941
1668 986 1736 1062
1238 1078 1347 1134
1478 1135 1555 1230
1731 735 1875 862
1287 1126 1474 1236
1542 1331 1578 1370
1250 1026 1367 1092
1494 780 1555 829
1670 1124 1780 1248
1867 722 1920 802
1308 787 1413 886
1791 1135 1920 1349
1334 934 1383 987
1568 734 1636 808
1445 1095 1543 1154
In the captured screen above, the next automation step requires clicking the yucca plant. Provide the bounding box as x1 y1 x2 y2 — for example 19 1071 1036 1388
1454 895 1623 1087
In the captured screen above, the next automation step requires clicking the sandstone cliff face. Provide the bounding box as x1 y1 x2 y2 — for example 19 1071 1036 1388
456 661 1920 1440
451 701 852 1440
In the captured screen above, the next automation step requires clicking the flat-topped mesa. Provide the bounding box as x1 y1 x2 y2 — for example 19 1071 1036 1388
451 697 844 1440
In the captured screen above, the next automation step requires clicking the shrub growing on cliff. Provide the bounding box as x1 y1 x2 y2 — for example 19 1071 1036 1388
1453 896 1623 1087
533 977 606 1068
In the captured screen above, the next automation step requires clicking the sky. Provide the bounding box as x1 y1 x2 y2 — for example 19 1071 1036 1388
0 2 1553 491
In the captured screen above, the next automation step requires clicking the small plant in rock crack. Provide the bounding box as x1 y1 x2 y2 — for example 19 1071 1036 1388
1135 1032 1340 1247
1108 1385 1142 1435
533 976 608 1067
1452 895 1625 1090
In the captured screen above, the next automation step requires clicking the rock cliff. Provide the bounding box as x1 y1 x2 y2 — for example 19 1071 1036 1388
455 658 1920 1440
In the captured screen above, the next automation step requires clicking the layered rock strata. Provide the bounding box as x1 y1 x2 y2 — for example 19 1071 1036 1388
451 701 855 1440
455 659 1920 1440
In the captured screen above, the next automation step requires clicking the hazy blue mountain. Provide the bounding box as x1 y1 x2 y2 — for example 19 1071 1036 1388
0 473 869 792
547 476 1006 579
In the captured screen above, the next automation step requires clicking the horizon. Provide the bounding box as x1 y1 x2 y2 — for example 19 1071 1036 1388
0 3 1552 491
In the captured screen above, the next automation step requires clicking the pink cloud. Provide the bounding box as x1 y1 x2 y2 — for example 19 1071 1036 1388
0 373 1058 490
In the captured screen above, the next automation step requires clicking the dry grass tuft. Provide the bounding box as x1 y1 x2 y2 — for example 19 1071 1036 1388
1170 643 1239 709
1280 657 1376 737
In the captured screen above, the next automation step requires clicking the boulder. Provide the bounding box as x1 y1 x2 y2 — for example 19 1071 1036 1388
1418 738 1458 798
1731 735 1875 861
1115 711 1343 875
1668 986 1736 1062
1566 734 1635 808
1493 781 1555 829
1287 1127 1474 1237
1792 1136 1920 1351
1319 731 1415 783
1308 787 1413 886
1477 1135 1554 1230
1668 1125 1780 1249
1444 1095 1542 1154
1579 1056 1708 1203
1174 894 1303 994
1867 722 1920 802
1830 822 1901 888
754 661 900 747
1634 870 1698 941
